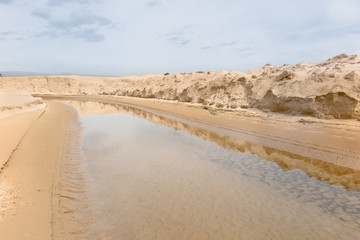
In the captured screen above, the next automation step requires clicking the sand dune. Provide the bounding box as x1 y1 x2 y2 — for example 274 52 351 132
0 93 87 239
1 54 360 119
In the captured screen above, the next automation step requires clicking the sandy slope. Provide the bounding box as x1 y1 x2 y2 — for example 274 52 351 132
0 108 45 172
0 93 45 119
0 93 46 170
0 102 84 240
1 54 360 119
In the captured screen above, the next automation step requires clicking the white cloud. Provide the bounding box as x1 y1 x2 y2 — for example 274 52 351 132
31 9 116 42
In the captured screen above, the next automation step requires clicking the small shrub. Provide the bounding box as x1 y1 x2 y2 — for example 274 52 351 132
164 72 170 75
350 55 357 60
264 63 271 67
329 53 349 61
210 110 217 115
334 53 349 59
196 71 204 74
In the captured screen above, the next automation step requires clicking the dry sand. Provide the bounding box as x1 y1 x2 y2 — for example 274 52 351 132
1 54 360 119
0 100 85 240
0 93 45 119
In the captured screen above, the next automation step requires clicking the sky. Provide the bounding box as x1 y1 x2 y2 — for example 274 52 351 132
0 0 360 76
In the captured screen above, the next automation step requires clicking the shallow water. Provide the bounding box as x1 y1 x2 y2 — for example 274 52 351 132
63 100 360 240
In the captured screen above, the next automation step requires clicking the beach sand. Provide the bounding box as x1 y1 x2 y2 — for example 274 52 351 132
0 101 80 240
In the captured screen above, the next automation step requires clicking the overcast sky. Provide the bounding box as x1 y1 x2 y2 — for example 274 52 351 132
1 0 359 76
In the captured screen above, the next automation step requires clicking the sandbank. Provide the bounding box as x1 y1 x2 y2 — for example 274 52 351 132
0 101 82 240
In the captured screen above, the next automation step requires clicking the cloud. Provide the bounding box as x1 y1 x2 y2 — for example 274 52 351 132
74 28 105 42
48 13 113 29
34 31 58 38
33 11 115 42
164 25 193 47
32 9 52 20
0 31 15 36
167 36 190 46
236 47 252 52
146 0 161 7
0 31 23 40
0 0 12 4
202 41 238 50
47 0 100 6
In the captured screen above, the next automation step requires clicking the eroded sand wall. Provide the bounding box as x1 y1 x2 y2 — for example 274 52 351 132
1 54 360 119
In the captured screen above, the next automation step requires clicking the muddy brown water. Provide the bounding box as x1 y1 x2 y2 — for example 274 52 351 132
61 100 360 240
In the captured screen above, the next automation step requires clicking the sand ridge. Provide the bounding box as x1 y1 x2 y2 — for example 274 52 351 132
0 102 87 240
1 54 360 119
0 93 45 119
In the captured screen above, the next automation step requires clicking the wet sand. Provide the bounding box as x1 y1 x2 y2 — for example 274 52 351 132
0 102 85 240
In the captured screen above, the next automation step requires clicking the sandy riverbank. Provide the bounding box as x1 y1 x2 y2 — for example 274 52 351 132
0 92 359 239
0 99 87 240
43 94 360 170
59 97 360 192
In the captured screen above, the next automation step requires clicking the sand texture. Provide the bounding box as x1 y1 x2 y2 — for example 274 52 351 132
0 101 86 240
0 93 46 171
0 93 45 119
1 54 360 119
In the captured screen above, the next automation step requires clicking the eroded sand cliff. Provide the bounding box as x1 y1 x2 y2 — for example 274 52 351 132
1 54 359 119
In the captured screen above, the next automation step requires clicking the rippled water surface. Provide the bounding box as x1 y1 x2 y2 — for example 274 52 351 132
63 100 360 240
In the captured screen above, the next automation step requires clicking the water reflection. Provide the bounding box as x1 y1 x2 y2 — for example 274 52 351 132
50 98 360 239
62 99 360 192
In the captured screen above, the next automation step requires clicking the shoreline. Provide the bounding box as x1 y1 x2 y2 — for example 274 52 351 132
42 94 360 170
60 98 360 192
